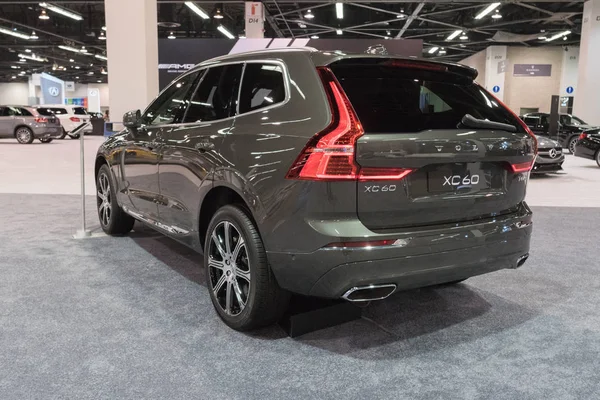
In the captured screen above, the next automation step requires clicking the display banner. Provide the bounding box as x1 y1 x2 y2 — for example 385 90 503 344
513 64 552 77
158 38 423 89
245 2 264 38
39 74 64 104
65 81 75 92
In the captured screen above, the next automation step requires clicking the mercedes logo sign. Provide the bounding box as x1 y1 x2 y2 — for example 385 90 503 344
48 86 59 97
549 148 557 158
89 89 99 97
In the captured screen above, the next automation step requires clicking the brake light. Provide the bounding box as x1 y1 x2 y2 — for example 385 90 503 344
286 67 413 181
70 116 81 122
34 117 48 123
579 133 588 140
383 59 448 72
511 160 535 173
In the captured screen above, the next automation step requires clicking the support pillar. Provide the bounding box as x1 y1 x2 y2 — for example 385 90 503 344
484 46 507 102
574 0 600 125
105 0 158 124
245 2 264 38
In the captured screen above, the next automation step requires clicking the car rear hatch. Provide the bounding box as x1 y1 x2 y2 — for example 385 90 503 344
35 108 60 125
327 58 537 230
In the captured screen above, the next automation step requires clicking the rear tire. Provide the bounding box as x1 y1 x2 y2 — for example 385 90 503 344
59 128 67 139
96 164 135 235
595 150 600 168
204 204 289 331
15 127 34 144
39 138 53 143
568 136 578 154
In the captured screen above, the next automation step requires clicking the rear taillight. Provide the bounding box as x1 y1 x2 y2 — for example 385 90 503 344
34 117 47 123
579 133 588 140
70 116 81 122
511 160 535 173
286 67 413 181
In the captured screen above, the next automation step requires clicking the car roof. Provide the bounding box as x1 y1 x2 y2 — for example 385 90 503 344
195 47 478 79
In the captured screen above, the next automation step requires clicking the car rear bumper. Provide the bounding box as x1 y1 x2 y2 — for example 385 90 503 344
267 202 533 299
532 153 564 173
32 125 62 139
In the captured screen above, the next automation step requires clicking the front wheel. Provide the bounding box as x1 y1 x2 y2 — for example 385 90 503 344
39 138 53 143
568 136 578 154
15 127 34 144
96 164 135 235
204 205 289 331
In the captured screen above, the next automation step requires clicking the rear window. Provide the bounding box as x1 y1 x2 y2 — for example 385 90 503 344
331 64 524 134
50 108 68 115
36 108 54 116
73 107 87 115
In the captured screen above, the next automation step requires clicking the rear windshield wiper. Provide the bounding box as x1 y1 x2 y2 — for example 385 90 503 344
459 114 517 133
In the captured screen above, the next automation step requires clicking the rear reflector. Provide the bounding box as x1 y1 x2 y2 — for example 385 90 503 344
286 67 413 182
511 160 535 173
579 133 588 140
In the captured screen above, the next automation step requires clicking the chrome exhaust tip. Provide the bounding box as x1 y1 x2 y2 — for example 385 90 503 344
342 284 397 302
516 253 529 268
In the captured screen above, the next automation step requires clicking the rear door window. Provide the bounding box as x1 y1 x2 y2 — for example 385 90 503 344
73 107 87 115
19 108 33 116
331 62 523 133
183 64 243 123
238 63 286 114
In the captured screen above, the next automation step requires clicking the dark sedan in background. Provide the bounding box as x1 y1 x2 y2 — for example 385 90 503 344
532 135 564 174
574 129 600 167
521 112 598 154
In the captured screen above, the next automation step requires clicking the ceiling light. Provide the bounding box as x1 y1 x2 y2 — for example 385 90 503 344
97 80 101 83
563 36 568 41
475 2 501 20
214 9 224 19
238 34 246 39
75 66 80 69
102 26 106 31
217 25 235 39
58 45 80 53
88 71 94 75
52 63 57 70
446 29 463 41
101 67 107 75
546 30 571 42
459 44 467 48
80 46 87 52
94 54 108 60
99 31 106 40
0 27 31 40
336 2 343 19
11 76 16 79
18 53 47 62
460 34 469 40
298 22 307 28
25 49 32 53
69 58 74 62
304 9 314 19
167 32 176 39
39 2 83 21
310 35 319 39
10 65 18 69
75 76 79 79
336 29 343 35
538 36 547 40
491 10 502 19
428 46 439 54
184 2 210 19
39 9 49 20
386 30 391 36
30 31 39 39
439 50 447 55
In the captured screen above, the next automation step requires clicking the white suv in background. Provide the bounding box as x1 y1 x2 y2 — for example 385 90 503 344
35 105 92 139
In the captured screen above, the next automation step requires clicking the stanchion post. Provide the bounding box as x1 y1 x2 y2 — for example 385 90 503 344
74 126 92 239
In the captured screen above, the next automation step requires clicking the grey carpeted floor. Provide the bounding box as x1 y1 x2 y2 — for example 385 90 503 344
1 193 599 399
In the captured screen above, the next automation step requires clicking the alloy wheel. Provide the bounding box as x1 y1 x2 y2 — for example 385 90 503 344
208 221 251 316
97 173 112 227
16 128 32 144
569 138 577 154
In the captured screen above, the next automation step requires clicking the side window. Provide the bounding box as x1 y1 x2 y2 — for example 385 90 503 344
19 108 33 116
143 72 200 125
183 64 243 123
5 107 18 116
540 115 550 127
73 107 87 115
522 117 538 127
238 63 286 114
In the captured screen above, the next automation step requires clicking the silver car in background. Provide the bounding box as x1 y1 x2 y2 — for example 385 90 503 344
0 105 62 144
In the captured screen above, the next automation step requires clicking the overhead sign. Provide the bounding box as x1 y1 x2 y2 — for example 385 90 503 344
39 74 64 104
566 86 574 94
245 2 264 38
513 64 552 77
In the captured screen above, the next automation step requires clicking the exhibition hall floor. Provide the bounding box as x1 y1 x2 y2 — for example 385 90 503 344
1 137 599 399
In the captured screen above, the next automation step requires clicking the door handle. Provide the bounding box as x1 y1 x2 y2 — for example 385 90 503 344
195 140 215 152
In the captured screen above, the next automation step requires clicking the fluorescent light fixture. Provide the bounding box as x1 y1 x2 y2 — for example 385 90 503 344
305 9 314 19
336 2 343 19
11 65 18 69
310 35 319 39
446 30 463 41
459 34 469 40
39 2 83 21
94 54 108 60
439 48 447 55
0 27 31 40
58 45 80 53
12 76 16 79
75 66 80 69
475 2 501 20
30 31 39 39
217 25 235 39
428 46 439 54
538 36 547 40
18 53 47 62
25 49 32 53
336 29 343 35
546 30 571 42
184 2 210 19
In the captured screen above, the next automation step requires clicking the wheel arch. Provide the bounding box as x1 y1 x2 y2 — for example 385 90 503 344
95 155 108 178
13 124 32 137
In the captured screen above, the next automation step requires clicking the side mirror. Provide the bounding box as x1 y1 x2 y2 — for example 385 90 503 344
123 109 142 129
